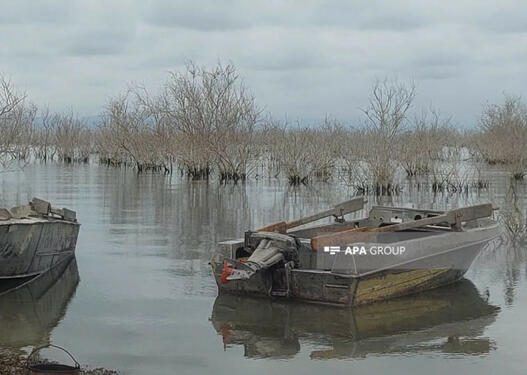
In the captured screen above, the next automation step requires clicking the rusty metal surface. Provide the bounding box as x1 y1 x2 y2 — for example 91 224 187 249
0 221 79 278
0 198 80 279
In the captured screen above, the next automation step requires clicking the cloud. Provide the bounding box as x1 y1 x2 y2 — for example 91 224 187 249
141 2 255 31
0 0 525 127
0 1 73 25
62 29 134 56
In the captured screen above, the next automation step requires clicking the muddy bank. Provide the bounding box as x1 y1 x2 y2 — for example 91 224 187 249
0 349 119 375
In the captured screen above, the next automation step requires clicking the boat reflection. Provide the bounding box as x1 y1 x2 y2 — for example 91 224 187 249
0 257 80 348
211 279 499 359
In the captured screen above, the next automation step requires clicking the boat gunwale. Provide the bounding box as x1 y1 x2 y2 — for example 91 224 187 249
0 218 80 226
216 220 502 279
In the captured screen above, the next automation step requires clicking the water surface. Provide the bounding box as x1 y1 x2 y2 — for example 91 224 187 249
0 163 526 375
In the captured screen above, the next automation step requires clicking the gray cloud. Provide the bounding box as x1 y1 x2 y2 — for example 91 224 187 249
62 29 134 56
0 1 72 25
141 2 255 31
0 0 526 127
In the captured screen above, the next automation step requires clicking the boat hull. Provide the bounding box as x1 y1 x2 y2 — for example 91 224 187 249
211 239 491 306
0 220 79 279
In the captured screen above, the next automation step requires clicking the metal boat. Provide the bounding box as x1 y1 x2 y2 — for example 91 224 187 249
0 198 79 282
210 197 502 306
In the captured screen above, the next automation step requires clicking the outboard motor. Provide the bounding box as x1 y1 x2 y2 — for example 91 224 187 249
224 231 298 282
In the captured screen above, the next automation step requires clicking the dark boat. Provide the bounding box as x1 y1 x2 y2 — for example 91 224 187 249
0 198 79 281
211 197 502 306
210 279 500 359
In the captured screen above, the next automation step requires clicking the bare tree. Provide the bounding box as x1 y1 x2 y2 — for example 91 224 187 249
399 108 450 176
53 112 90 163
0 76 24 159
474 95 527 179
35 107 56 162
0 75 36 166
164 61 262 182
269 118 340 185
131 85 178 174
360 78 416 190
336 128 375 192
10 101 37 161
0 76 25 119
100 93 162 171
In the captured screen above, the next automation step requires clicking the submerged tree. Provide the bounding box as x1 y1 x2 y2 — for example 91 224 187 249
164 61 262 182
269 118 340 185
99 93 162 171
0 75 36 166
54 112 91 163
474 95 527 179
360 78 416 192
34 107 56 162
399 108 450 177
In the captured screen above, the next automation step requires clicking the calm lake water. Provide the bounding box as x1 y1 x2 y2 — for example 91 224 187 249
0 163 526 375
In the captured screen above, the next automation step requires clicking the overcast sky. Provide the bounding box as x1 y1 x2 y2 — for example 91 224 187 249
1 0 526 126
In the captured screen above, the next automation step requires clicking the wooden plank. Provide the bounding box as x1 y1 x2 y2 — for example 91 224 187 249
258 197 365 233
311 203 494 251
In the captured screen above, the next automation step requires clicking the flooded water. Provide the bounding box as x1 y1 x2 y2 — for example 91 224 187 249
0 163 526 375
